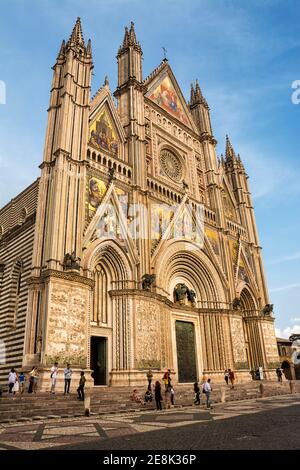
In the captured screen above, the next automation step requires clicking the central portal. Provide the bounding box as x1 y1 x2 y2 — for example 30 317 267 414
90 336 107 385
175 321 197 383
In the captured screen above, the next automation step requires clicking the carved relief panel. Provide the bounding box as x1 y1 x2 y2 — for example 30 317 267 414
45 280 89 367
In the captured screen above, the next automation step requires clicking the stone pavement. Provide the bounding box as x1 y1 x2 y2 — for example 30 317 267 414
0 393 299 450
1 379 299 423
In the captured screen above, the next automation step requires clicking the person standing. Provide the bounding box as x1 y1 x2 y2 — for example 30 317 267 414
194 381 200 405
12 372 20 395
28 367 35 394
170 385 175 406
77 371 86 401
228 369 235 389
162 370 169 392
224 369 229 385
154 381 162 410
64 364 72 395
203 378 212 409
50 362 59 394
8 368 16 394
146 369 153 390
33 367 39 393
276 367 283 383
19 371 25 394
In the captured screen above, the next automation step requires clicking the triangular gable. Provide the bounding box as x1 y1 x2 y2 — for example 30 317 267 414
238 247 258 291
89 85 126 156
83 182 139 264
151 195 204 262
202 231 228 285
145 64 197 131
221 176 239 223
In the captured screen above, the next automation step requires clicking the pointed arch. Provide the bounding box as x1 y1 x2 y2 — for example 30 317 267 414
155 240 227 308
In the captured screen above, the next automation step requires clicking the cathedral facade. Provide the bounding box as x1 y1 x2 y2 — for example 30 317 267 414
0 19 279 388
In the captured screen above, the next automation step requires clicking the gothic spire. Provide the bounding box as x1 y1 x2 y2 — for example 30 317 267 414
67 17 85 48
56 39 65 60
129 21 137 44
86 38 92 56
190 83 195 105
225 135 237 161
189 79 209 109
118 21 142 56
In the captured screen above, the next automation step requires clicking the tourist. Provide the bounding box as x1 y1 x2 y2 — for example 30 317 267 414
228 369 235 389
144 389 153 403
170 385 175 406
194 381 200 405
8 368 16 394
19 371 25 394
154 381 162 410
50 362 59 394
33 367 39 393
162 370 169 391
77 371 86 401
28 367 35 394
12 372 20 395
146 369 153 390
203 378 212 409
276 367 283 383
164 385 172 409
64 363 72 395
131 389 145 405
224 369 229 385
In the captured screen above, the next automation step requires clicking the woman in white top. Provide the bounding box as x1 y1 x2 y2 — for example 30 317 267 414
8 368 16 394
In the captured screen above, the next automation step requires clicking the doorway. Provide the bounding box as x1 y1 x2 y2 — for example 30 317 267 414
90 336 107 385
175 321 197 383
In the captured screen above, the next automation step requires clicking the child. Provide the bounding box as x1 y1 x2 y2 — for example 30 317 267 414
19 372 25 394
77 371 86 401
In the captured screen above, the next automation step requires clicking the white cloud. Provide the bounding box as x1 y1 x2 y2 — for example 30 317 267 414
269 282 300 293
275 325 300 339
270 251 300 265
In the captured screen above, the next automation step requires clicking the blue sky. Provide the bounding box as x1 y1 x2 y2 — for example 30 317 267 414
0 0 299 337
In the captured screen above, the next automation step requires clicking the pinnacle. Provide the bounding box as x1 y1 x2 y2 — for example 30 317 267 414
225 135 237 161
67 17 85 48
118 21 142 55
57 39 65 60
190 79 208 108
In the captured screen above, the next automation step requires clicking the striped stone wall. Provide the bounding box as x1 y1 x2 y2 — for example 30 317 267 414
0 180 39 385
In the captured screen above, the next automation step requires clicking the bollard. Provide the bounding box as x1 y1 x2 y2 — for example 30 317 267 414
84 395 91 417
220 387 226 403
259 382 264 398
289 380 295 394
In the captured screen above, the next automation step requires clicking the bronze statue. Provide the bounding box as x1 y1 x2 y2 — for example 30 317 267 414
63 251 81 270
142 274 156 290
232 297 242 310
173 283 196 306
262 304 273 316
188 289 196 306
108 167 116 183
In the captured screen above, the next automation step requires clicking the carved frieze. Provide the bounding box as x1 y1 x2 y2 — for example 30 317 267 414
46 281 88 367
